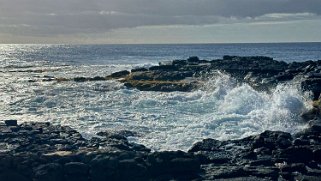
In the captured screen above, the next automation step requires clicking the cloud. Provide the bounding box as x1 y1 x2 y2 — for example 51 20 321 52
254 12 318 21
0 0 320 38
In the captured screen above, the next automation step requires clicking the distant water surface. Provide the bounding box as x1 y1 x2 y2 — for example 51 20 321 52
1 43 321 67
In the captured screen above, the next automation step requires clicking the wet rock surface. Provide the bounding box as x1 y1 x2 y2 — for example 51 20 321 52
0 121 201 181
1 119 321 180
111 56 321 98
189 121 321 180
35 56 321 100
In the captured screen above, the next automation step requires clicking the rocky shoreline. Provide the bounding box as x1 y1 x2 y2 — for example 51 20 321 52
40 56 321 100
2 56 321 180
116 56 321 100
0 120 201 181
1 119 321 181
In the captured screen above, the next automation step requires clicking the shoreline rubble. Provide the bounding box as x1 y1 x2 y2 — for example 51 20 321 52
1 119 321 180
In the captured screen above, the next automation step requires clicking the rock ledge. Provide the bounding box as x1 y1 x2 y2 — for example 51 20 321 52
1 120 321 180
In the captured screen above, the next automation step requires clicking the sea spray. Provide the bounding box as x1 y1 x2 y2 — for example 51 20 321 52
0 67 312 151
127 73 311 151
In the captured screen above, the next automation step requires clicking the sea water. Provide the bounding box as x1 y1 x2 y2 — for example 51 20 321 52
1 43 321 151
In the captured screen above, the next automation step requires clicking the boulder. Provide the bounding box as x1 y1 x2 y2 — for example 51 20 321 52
89 155 118 180
74 77 87 82
147 151 201 179
301 78 321 100
187 56 200 63
189 138 222 152
110 70 130 78
202 165 246 179
34 163 63 181
64 162 88 175
0 170 29 181
313 149 321 163
149 65 178 71
274 146 313 163
131 67 148 72
90 76 106 81
172 59 187 66
279 163 307 173
64 162 89 181
124 80 195 92
251 131 292 150
116 159 147 180
4 120 17 127
275 73 294 81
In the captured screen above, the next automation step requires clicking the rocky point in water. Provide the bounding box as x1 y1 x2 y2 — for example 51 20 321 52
42 55 321 100
115 56 321 100
3 55 321 180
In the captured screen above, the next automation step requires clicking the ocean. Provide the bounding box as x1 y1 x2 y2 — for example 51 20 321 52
1 43 321 151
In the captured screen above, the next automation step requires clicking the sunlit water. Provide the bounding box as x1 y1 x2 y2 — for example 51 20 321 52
1 44 320 151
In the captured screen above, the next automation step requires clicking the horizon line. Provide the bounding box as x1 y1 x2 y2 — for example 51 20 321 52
1 41 321 46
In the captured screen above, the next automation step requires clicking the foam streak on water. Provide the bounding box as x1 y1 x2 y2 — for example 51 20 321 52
0 64 311 151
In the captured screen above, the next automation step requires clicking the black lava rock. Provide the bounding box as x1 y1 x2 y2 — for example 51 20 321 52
4 120 17 126
110 70 130 78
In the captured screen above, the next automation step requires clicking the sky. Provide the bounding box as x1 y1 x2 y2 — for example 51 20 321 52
0 0 321 44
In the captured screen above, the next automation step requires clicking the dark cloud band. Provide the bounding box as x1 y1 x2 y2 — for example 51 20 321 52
0 0 320 36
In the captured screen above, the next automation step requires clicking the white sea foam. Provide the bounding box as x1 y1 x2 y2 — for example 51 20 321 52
127 73 310 150
0 64 312 151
